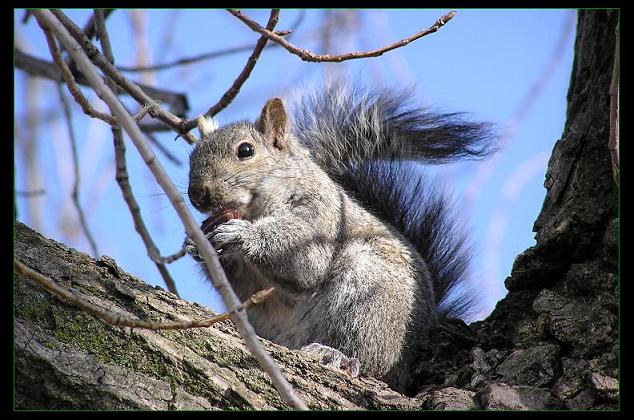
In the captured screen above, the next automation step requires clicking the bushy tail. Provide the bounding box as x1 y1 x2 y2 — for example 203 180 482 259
290 81 496 320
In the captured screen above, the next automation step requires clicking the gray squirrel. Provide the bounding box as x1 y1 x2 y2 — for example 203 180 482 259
184 82 495 394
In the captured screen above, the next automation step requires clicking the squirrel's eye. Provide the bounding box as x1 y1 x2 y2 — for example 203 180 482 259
236 142 255 160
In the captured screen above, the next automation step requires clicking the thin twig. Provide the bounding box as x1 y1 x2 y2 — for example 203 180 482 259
16 189 46 197
16 32 44 231
50 9 197 144
15 258 274 331
132 103 155 121
182 9 280 130
117 10 305 74
39 25 117 125
34 10 307 409
117 32 290 73
55 82 100 258
119 44 266 73
63 10 115 74
41 22 104 257
154 247 187 264
147 133 183 166
95 9 180 296
228 9 457 63
21 10 32 24
14 49 190 119
608 21 619 183
84 9 114 41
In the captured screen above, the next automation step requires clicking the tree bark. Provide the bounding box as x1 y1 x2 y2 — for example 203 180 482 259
15 221 425 410
14 10 618 411
409 10 619 410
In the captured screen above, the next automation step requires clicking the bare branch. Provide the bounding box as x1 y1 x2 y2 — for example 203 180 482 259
49 9 197 144
55 82 100 258
21 10 32 24
15 49 191 119
182 9 281 130
33 10 307 408
16 189 46 198
118 44 266 73
132 103 155 121
147 133 183 166
228 9 457 63
15 258 274 331
95 8 180 296
152 247 187 264
83 9 115 41
116 10 305 74
39 25 117 125
40 21 101 258
15 35 44 232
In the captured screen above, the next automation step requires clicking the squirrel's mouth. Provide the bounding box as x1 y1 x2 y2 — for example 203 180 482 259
201 208 241 234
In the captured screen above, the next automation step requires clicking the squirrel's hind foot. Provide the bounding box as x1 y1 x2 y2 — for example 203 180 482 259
300 342 360 378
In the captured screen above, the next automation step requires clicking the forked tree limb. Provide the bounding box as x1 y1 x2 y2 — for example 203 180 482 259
95 8 180 296
15 258 273 331
116 10 305 74
227 9 457 63
14 49 191 120
55 82 100 259
50 9 197 144
182 9 281 130
39 25 116 126
32 9 307 410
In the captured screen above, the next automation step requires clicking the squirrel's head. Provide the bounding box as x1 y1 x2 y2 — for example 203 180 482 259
188 97 303 219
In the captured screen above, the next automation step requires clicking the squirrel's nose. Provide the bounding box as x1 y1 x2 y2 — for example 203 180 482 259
188 185 210 209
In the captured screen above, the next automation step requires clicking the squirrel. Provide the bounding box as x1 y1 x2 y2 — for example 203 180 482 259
184 81 495 394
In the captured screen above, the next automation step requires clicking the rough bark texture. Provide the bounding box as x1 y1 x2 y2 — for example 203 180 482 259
15 221 423 410
14 10 618 411
409 10 619 410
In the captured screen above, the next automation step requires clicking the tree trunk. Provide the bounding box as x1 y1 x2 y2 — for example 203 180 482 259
14 10 618 411
409 9 619 410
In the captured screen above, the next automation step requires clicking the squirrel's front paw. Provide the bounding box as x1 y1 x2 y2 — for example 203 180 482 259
300 343 361 378
209 219 252 254
183 235 204 262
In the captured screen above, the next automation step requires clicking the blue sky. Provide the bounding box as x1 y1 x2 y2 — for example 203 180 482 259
14 9 576 321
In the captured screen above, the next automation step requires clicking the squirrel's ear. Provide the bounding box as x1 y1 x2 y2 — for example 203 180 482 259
197 115 218 138
257 98 289 150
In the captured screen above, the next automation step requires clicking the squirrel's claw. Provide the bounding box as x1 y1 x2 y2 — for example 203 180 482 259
208 219 251 251
183 236 203 262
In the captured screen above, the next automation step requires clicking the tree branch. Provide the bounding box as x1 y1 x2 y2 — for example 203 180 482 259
50 9 197 144
39 25 117 126
83 9 115 41
38 17 101 258
15 258 274 331
55 83 100 259
95 8 180 296
227 9 457 63
182 9 281 130
15 189 46 198
116 37 275 73
15 49 191 120
33 9 307 410
116 10 305 74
